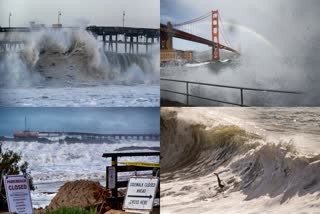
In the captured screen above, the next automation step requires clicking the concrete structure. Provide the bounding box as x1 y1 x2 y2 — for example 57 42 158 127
161 49 193 63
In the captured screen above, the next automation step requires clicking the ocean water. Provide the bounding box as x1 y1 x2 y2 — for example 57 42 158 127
0 29 160 107
160 107 320 213
0 85 160 107
204 107 320 154
1 139 160 208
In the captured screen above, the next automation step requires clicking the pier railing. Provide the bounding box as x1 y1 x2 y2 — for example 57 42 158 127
161 78 302 106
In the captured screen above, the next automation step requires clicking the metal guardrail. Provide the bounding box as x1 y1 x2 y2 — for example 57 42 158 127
161 78 302 106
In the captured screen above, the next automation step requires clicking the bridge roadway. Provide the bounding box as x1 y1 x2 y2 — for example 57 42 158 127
0 26 159 36
160 23 238 54
39 131 160 141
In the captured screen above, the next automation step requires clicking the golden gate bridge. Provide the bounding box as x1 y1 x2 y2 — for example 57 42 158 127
160 10 239 63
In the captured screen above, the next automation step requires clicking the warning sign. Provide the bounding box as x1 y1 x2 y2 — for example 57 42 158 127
123 177 159 212
3 175 33 214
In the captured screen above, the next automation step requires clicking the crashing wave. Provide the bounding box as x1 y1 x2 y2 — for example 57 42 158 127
0 29 159 88
160 108 320 207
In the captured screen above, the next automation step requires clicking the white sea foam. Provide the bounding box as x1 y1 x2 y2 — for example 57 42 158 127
160 107 320 213
2 139 159 208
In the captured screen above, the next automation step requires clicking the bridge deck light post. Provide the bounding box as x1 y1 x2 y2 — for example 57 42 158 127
58 11 61 25
123 11 125 28
9 12 12 28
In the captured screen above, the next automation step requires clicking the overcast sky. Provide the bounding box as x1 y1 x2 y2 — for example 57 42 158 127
161 0 320 52
0 107 160 136
0 0 159 28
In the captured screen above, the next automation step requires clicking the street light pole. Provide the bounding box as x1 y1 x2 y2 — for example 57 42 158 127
58 11 61 25
123 11 125 28
9 12 12 27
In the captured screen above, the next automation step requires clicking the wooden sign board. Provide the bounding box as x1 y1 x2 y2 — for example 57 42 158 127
3 175 33 214
123 177 159 213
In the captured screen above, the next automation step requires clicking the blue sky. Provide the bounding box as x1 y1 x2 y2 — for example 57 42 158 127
0 107 160 136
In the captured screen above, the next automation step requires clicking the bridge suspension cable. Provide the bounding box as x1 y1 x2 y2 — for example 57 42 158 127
173 12 211 27
218 13 232 47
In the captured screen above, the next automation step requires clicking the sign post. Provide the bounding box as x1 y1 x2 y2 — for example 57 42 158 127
123 177 159 213
107 166 116 189
3 175 33 214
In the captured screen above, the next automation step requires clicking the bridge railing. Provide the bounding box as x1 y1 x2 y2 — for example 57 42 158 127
161 78 302 106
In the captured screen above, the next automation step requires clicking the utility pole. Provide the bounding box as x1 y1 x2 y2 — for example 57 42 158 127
25 116 27 131
123 11 125 27
58 11 61 24
9 12 12 27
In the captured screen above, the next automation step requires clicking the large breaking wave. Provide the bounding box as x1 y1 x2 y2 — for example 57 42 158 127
160 108 320 212
0 29 159 88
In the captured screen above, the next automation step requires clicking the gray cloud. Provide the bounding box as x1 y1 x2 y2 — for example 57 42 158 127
0 0 159 28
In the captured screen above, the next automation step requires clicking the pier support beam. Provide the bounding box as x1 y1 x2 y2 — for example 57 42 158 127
146 37 148 53
124 35 127 53
136 36 139 53
129 36 134 53
103 35 106 51
108 35 113 52
116 35 118 53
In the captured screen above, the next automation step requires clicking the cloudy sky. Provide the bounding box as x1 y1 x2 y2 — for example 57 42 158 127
0 107 160 136
0 0 159 28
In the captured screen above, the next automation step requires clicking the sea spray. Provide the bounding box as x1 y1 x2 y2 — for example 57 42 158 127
1 139 160 183
0 53 43 87
160 108 320 201
0 28 159 88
